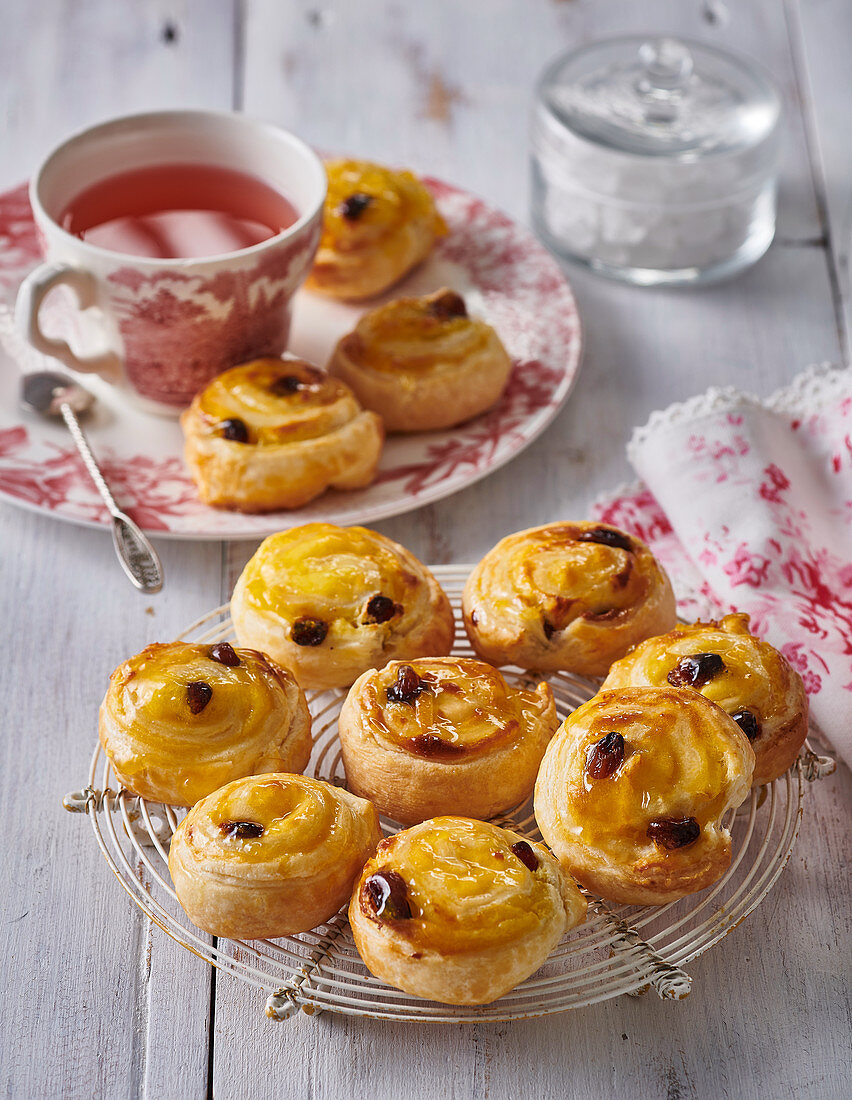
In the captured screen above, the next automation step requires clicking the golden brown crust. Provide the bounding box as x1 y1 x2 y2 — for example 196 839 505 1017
306 159 447 300
168 774 382 939
600 613 809 786
98 641 311 806
462 522 677 678
327 288 513 432
348 817 587 1005
534 687 755 905
230 523 455 691
180 357 384 512
338 657 558 825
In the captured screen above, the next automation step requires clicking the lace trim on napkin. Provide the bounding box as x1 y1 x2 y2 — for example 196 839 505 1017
766 360 852 414
627 361 850 462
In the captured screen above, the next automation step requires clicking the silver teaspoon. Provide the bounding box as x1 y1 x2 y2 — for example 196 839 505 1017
21 371 164 594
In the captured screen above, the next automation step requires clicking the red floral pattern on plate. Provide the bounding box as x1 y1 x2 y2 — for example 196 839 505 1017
0 424 203 529
0 184 41 280
0 176 582 539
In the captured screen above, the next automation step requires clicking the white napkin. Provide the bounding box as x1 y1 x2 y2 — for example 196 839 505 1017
594 363 852 767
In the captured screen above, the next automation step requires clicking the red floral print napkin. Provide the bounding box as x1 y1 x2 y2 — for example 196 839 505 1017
593 363 852 767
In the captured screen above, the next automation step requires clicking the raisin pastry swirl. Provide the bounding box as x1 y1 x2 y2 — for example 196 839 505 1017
306 159 447 300
349 817 587 1005
339 657 558 825
169 773 382 939
99 642 311 806
462 522 677 678
230 523 455 690
327 288 513 432
601 613 809 786
180 357 384 512
534 687 755 905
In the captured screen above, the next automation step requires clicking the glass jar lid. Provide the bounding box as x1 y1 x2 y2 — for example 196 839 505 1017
537 35 780 160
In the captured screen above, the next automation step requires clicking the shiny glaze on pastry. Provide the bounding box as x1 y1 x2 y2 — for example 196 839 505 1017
339 657 558 824
306 159 447 300
462 522 677 677
327 288 512 432
99 641 311 806
534 687 755 905
169 773 382 939
601 613 809 786
230 523 455 690
349 816 586 1005
180 357 384 511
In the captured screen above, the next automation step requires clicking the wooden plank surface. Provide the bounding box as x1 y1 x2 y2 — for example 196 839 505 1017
0 515 224 1098
0 1 849 1098
0 2 235 1098
786 0 852 360
241 0 821 241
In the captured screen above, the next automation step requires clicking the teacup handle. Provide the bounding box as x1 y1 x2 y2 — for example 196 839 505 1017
16 261 121 377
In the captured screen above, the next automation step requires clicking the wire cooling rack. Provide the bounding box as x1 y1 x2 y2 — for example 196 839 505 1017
64 565 836 1022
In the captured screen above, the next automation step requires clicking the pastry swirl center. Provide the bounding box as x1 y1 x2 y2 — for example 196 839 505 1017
364 818 551 953
241 523 419 625
191 776 350 870
368 658 544 757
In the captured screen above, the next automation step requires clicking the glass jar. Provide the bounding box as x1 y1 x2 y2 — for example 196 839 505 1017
530 36 782 286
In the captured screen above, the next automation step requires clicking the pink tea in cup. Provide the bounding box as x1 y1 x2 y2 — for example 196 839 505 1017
21 110 325 411
60 163 299 259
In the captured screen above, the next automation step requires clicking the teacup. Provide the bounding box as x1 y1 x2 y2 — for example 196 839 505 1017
16 110 326 415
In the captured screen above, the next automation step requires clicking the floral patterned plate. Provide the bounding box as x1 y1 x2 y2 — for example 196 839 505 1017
0 177 581 539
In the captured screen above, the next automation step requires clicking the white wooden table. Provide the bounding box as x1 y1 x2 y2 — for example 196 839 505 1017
1 3 850 1097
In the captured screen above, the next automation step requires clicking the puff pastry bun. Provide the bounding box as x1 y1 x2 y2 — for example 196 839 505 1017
180 357 384 512
534 686 755 905
327 288 513 432
338 657 558 825
601 613 808 786
99 641 311 806
463 522 677 678
169 773 382 939
349 816 587 1005
230 523 455 691
306 159 447 300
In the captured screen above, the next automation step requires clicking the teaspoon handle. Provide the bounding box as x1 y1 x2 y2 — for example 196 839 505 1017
59 401 120 516
59 402 164 593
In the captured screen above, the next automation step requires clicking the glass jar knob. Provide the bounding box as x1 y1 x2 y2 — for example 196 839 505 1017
635 38 694 123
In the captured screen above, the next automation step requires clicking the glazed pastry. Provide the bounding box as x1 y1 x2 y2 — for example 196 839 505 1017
99 641 311 806
180 357 384 512
463 522 677 678
349 816 587 1005
601 613 809 786
338 657 558 825
169 773 382 939
534 687 755 905
306 159 447 300
230 523 455 691
327 288 513 432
